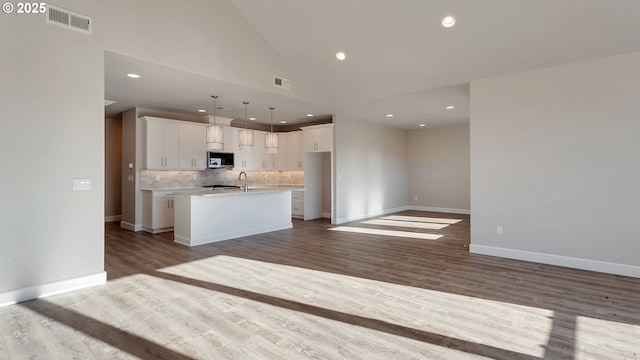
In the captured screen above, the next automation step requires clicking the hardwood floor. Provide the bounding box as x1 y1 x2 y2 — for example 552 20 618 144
1 210 639 359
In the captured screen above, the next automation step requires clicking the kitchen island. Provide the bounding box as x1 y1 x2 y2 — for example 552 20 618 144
173 188 295 247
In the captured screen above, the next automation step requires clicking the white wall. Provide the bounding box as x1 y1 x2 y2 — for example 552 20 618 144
0 2 105 303
470 51 640 277
334 116 408 223
408 125 470 213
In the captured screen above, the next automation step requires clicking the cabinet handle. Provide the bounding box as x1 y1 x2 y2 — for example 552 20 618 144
298 160 302 168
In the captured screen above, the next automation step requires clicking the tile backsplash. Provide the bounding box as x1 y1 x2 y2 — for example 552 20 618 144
141 169 304 189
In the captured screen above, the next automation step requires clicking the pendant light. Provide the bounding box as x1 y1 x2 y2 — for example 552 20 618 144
265 107 279 154
238 101 254 151
206 95 224 150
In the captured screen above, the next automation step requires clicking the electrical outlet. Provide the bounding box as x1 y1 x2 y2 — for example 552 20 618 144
497 226 503 235
156 175 161 181
414 195 418 201
72 178 92 190
193 174 197 180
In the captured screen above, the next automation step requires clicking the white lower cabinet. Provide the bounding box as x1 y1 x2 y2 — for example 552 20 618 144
142 191 175 233
291 189 305 218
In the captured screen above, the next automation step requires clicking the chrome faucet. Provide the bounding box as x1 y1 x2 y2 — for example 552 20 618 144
238 171 248 192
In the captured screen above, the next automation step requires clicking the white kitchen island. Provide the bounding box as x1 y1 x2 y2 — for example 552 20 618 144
173 188 294 247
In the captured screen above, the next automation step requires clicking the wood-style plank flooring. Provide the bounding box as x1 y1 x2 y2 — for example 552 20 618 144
1 211 639 359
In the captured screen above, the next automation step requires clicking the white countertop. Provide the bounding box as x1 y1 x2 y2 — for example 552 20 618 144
175 187 302 197
141 185 303 193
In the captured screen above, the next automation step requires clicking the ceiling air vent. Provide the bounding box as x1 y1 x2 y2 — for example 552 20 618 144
274 76 290 90
216 106 232 111
46 5 92 35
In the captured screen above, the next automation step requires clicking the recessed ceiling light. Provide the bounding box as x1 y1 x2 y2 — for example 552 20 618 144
306 114 314 117
419 124 426 127
249 117 256 121
126 73 140 78
197 109 206 113
445 105 455 110
442 16 455 28
336 52 346 61
386 114 394 118
280 120 287 124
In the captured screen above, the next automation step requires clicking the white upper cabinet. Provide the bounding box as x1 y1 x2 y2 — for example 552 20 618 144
142 116 207 170
231 127 255 170
179 123 207 170
268 133 287 170
143 117 180 170
222 126 236 152
252 130 288 170
204 116 235 153
286 131 304 170
253 131 268 170
302 123 333 153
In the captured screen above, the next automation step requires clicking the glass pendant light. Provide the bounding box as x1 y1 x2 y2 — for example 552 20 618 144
265 106 279 154
238 101 254 151
206 95 224 150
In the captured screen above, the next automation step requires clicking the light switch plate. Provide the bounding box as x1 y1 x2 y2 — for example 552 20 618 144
72 178 92 190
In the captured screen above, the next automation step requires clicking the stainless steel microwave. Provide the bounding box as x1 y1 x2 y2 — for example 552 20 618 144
207 152 234 168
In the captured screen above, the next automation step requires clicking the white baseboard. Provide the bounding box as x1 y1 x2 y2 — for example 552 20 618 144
336 206 410 224
0 271 107 307
104 215 122 222
408 206 470 215
470 244 640 279
120 221 143 232
322 212 331 219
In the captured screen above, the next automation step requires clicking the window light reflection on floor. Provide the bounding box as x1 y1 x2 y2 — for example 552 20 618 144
361 219 450 230
382 215 462 224
157 255 556 358
328 226 443 240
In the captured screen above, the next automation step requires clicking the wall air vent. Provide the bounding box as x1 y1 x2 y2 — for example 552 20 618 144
46 5 92 35
274 76 290 90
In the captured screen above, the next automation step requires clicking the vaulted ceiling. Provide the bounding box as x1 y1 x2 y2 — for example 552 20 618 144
105 0 640 129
